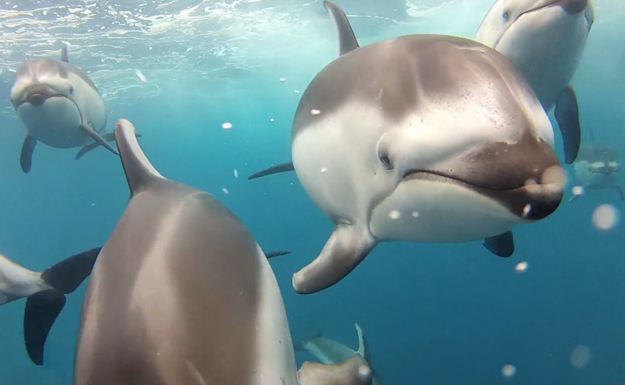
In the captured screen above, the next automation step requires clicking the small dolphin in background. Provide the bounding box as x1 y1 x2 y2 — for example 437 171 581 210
0 247 100 365
249 1 564 294
294 324 388 385
73 118 372 385
570 127 623 202
10 45 139 173
476 0 595 164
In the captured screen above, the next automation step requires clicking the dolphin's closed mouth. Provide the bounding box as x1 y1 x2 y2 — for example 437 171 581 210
17 94 66 108
401 170 563 221
402 170 527 191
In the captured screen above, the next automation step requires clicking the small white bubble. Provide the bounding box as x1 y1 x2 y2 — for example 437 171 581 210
411 211 419 218
515 261 528 273
233 169 238 178
270 118 274 122
222 188 229 195
294 90 300 94
320 167 327 173
311 109 320 115
572 186 584 196
522 204 531 218
592 204 619 230
358 365 371 378
222 122 232 130
135 69 147 83
570 345 591 368
501 364 516 378
91 203 96 207
389 210 400 219
280 78 286 82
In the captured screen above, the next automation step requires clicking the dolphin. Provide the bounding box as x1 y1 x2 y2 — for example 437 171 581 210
570 127 623 202
247 1 565 294
294 324 388 385
73 118 372 385
0 247 100 365
475 0 595 165
10 45 139 173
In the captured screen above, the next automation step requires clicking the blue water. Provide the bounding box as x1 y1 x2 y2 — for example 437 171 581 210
0 0 624 384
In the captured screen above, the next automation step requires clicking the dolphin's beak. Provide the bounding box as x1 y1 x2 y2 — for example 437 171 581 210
558 0 588 15
16 85 62 108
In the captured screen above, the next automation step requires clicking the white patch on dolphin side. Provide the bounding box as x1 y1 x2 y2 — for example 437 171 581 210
252 244 299 385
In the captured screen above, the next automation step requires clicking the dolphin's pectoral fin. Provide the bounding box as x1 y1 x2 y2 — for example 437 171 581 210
616 186 625 201
264 251 292 259
60 45 69 63
76 132 142 160
79 124 119 156
554 85 581 164
323 1 360 56
248 162 295 180
292 224 376 294
20 135 37 174
483 231 514 258
23 290 66 365
298 354 372 385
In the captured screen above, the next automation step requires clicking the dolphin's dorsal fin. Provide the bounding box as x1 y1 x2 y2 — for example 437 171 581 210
354 324 371 365
323 1 360 56
114 119 165 196
60 46 69 63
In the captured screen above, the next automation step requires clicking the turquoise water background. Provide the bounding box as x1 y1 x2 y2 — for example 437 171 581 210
0 0 623 384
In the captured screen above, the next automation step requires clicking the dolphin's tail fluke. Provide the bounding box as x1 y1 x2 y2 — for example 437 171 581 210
23 247 100 365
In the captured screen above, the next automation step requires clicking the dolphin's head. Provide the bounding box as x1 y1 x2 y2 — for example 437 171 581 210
364 36 565 243
574 143 620 188
476 0 594 50
11 60 78 111
10 58 96 146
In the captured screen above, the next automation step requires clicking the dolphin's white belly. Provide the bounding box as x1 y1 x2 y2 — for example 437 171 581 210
495 10 588 111
292 109 388 228
17 96 91 148
369 179 524 243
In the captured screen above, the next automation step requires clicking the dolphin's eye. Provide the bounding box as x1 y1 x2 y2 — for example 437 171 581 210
69 86 74 94
379 153 392 170
502 10 510 21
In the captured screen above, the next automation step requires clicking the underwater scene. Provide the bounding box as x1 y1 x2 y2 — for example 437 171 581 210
0 0 623 384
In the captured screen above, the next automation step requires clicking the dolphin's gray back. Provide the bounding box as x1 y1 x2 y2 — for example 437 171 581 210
74 182 264 385
291 34 539 144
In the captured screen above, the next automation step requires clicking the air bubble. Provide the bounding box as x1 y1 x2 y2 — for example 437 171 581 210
501 364 516 378
592 204 619 230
